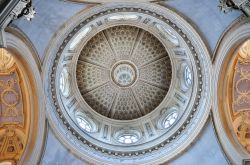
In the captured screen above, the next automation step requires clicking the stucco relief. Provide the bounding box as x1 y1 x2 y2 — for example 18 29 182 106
0 49 14 73
0 49 28 163
232 40 250 153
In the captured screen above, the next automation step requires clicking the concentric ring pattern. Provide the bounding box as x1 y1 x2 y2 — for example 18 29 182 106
76 25 172 120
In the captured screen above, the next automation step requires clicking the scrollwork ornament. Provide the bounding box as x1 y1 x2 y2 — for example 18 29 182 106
233 111 250 152
0 49 14 72
239 40 250 64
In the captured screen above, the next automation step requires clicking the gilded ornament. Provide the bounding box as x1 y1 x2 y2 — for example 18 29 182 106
231 40 250 153
239 40 250 64
0 49 14 72
234 67 250 106
233 111 250 152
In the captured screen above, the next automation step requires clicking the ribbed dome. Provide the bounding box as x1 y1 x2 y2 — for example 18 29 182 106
76 25 172 120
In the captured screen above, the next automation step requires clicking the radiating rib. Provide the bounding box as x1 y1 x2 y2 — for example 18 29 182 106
139 79 168 91
102 31 118 61
131 88 146 116
78 31 115 68
78 59 109 69
83 82 117 117
138 54 168 69
110 89 143 119
104 26 140 60
81 81 110 95
132 80 167 114
106 92 119 118
129 29 145 60
138 56 172 90
130 31 167 67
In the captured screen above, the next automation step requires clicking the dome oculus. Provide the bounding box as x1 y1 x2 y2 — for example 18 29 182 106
111 61 138 87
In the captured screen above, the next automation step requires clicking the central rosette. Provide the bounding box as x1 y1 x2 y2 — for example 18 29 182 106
111 61 138 87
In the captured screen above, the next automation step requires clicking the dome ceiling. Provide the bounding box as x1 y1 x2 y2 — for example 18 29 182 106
76 25 172 120
43 2 212 164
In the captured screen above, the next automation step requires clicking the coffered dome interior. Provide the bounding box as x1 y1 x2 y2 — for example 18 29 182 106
76 25 172 120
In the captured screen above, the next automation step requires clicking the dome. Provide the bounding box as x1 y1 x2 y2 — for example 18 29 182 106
43 2 212 164
76 25 172 120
